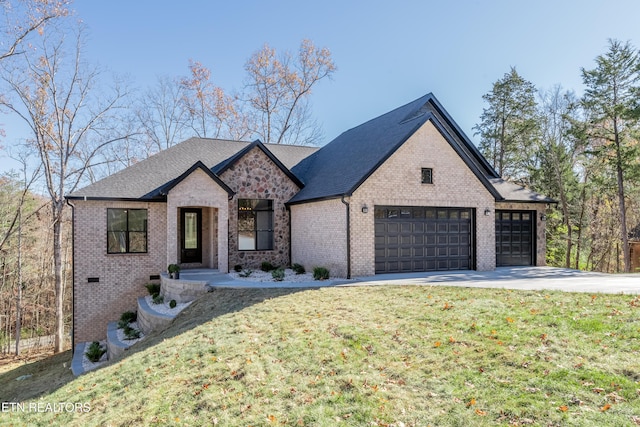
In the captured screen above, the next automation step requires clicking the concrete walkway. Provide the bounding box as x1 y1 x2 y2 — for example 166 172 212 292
195 266 640 294
345 266 640 294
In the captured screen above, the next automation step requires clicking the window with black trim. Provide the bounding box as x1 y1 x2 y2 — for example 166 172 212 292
421 168 433 184
107 208 148 254
238 199 274 250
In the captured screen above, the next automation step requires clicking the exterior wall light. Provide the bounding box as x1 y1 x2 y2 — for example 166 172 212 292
361 205 368 214
540 213 547 221
484 208 491 216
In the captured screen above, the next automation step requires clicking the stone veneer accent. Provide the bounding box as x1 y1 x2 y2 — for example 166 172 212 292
71 200 167 343
220 146 301 270
495 201 547 267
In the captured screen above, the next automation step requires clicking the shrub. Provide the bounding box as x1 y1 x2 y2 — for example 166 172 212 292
271 268 285 282
167 264 180 274
152 294 164 305
261 261 275 272
313 266 330 281
117 319 130 329
239 269 253 278
120 311 137 323
85 341 106 363
169 299 177 309
145 283 161 297
292 263 306 275
234 264 243 272
122 325 141 340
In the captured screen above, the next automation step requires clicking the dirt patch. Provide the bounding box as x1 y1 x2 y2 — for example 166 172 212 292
0 349 74 402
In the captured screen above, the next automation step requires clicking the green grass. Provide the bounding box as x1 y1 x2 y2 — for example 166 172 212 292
2 286 640 426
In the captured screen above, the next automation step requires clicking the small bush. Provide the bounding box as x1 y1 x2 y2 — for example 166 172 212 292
120 311 137 323
271 268 285 282
117 319 130 329
261 261 275 272
313 266 330 281
85 341 106 363
234 264 243 272
239 269 253 278
145 283 161 297
169 299 177 309
292 263 306 275
122 325 141 340
152 294 164 305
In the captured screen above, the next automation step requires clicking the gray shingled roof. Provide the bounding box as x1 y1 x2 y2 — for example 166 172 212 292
67 138 318 200
490 178 555 203
289 93 506 204
67 94 552 205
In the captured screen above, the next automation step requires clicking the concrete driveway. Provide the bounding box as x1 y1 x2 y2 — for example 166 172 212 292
344 266 640 294
208 266 640 294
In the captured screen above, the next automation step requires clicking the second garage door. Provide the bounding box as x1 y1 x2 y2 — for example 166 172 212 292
374 206 474 273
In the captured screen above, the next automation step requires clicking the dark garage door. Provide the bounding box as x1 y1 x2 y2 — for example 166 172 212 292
374 206 473 273
495 210 535 266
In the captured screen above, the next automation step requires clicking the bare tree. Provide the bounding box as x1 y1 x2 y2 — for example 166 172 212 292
180 60 250 141
137 75 189 155
0 0 69 62
0 25 133 352
244 39 336 145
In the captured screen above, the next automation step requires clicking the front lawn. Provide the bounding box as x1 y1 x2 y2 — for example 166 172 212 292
2 286 640 426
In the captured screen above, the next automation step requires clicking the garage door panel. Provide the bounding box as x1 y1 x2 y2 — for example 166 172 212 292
496 210 535 267
375 206 473 273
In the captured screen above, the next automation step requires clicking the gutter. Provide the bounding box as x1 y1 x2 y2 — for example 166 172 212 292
65 198 76 351
340 195 351 279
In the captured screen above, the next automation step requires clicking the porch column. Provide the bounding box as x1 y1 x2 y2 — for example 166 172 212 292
217 205 229 273
166 206 178 267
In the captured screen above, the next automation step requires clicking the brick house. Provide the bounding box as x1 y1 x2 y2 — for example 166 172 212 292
67 93 552 343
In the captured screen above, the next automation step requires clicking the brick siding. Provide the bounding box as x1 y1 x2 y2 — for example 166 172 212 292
166 168 229 271
290 198 349 278
350 121 497 276
71 200 167 343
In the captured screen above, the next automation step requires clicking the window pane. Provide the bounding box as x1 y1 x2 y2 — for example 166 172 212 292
238 199 274 251
184 212 198 249
107 208 147 254
107 209 127 232
256 230 274 250
108 231 127 253
238 231 255 250
421 168 433 184
129 232 147 253
238 211 255 232
129 209 147 232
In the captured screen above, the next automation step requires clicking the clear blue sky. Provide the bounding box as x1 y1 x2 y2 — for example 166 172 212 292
3 0 640 172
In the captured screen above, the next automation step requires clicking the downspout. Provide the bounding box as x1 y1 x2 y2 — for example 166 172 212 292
341 195 351 279
65 198 76 352
286 204 292 267
228 194 234 273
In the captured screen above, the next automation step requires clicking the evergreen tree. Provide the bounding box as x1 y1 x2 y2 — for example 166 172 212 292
474 67 540 183
581 39 640 272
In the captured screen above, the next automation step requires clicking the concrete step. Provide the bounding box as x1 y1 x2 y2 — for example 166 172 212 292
137 297 175 335
106 322 145 360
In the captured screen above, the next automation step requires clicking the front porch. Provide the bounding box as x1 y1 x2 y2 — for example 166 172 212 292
160 268 230 303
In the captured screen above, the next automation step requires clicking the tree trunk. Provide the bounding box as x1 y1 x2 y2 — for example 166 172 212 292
614 121 631 273
53 204 65 353
15 202 22 356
